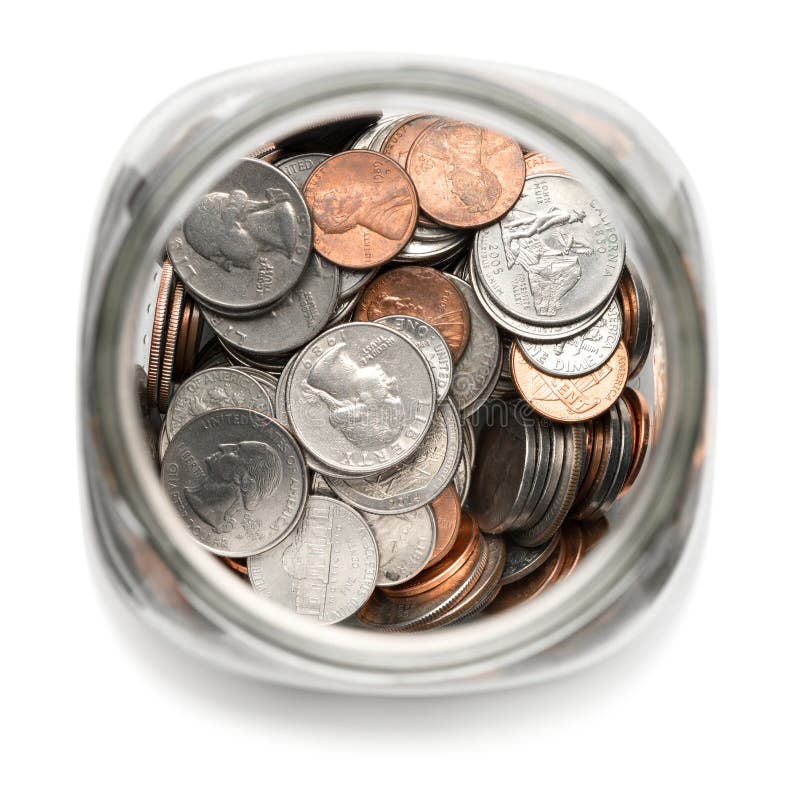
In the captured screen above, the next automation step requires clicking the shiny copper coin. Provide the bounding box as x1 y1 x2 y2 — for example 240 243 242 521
221 556 248 577
510 340 629 423
173 296 202 381
382 512 479 597
524 150 569 176
381 115 440 169
619 387 650 495
486 535 566 614
407 120 525 229
358 533 488 631
146 261 174 409
353 265 471 361
157 280 185 413
426 484 462 567
304 150 418 268
555 522 584 581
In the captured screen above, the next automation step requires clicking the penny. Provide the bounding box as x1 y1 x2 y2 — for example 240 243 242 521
304 150 418 268
147 261 174 408
248 496 378 624
173 296 202 380
157 279 185 413
286 322 437 476
620 387 650 495
407 120 525 228
618 261 653 379
354 266 471 361
382 512 479 597
474 174 624 326
324 399 461 513
201 253 339 357
510 340 628 423
444 274 503 415
427 484 462 567
220 556 248 577
374 315 453 404
361 505 436 587
555 522 584 580
517 297 623 377
381 114 440 169
168 158 312 313
500 531 562 586
165 366 274 440
161 409 308 557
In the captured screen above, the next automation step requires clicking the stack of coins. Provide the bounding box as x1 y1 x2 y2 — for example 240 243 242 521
147 113 653 630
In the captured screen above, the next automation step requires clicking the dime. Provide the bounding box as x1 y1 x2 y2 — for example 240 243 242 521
161 409 308 556
201 254 339 357
444 274 502 414
165 366 274 440
474 174 624 326
500 532 562 586
427 484 461 567
304 150 418 268
620 387 650 495
510 340 628 422
324 399 461 513
354 266 471 361
374 315 453 403
286 322 437 476
158 279 185 413
248 496 377 624
407 120 525 228
517 297 622 377
168 158 312 313
276 152 329 190
361 505 436 587
147 261 174 408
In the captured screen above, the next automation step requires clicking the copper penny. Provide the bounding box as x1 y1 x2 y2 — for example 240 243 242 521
510 340 629 423
407 119 525 229
580 516 609 553
426 483 462 567
173 296 201 381
382 512 479 598
220 556 248 577
524 150 569 176
353 265 471 361
146 260 174 409
157 280 185 413
486 535 566 613
555 522 584 581
381 115 440 169
303 150 418 268
619 387 650 495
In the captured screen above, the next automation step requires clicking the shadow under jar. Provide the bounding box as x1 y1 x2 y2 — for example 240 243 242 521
80 56 712 695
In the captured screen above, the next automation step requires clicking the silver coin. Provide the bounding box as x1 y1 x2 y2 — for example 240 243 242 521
286 322 437 476
276 152 328 189
591 399 634 517
338 266 378 300
161 409 308 556
453 450 471 505
443 274 502 414
201 253 339 357
324 399 462 513
474 174 624 325
374 315 453 404
622 261 653 378
232 367 279 405
500 532 562 586
517 297 623 377
165 367 274 440
158 422 169 461
167 159 312 313
247 495 378 624
361 505 436 586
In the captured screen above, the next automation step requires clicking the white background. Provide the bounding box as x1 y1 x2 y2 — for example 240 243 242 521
3 2 799 793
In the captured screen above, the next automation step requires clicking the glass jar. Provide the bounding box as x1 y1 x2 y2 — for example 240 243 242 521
80 55 712 695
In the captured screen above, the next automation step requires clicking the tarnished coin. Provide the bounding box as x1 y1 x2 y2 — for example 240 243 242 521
324 399 462 513
161 409 308 556
201 253 339 357
361 505 436 587
427 483 462 567
475 174 624 326
354 266 471 361
374 315 453 403
286 322 437 476
165 366 274 440
517 297 622 377
248 496 377 624
500 532 562 586
407 120 525 228
510 340 628 422
167 158 312 313
304 150 418 268
444 274 502 414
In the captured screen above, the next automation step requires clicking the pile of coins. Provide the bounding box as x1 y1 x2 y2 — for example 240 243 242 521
146 113 652 631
